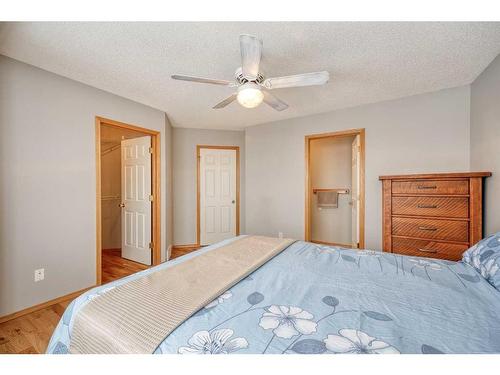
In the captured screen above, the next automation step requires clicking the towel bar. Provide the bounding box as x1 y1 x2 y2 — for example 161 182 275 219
312 188 349 194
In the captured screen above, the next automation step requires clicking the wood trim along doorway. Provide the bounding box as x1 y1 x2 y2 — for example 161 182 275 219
95 116 161 285
196 145 240 246
304 128 366 248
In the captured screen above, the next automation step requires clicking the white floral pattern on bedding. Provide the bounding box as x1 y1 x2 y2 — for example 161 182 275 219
324 329 400 354
178 329 248 354
259 305 317 339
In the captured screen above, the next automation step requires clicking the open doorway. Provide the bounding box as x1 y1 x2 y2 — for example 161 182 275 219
95 117 161 285
305 129 365 248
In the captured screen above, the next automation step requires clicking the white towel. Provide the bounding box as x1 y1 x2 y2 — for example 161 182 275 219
317 190 338 208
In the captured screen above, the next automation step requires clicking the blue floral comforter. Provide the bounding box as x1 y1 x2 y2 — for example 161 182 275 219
47 237 500 354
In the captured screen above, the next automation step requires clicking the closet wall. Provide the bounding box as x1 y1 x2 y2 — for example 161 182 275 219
101 143 121 249
310 136 354 246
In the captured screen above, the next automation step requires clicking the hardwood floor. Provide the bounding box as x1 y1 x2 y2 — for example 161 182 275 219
0 300 70 354
101 248 149 284
170 245 201 259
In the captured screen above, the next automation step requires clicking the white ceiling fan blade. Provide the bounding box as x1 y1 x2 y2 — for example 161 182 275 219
240 34 262 80
263 71 329 90
171 75 233 86
213 93 237 109
263 91 289 112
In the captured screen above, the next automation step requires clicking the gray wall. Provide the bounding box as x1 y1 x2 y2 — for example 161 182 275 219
0 55 172 316
245 86 471 250
471 54 500 235
101 145 121 249
172 127 245 245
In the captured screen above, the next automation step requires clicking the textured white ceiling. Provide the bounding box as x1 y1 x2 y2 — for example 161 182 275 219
1 22 499 130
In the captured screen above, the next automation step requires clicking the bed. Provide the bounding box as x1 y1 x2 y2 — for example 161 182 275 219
47 235 500 354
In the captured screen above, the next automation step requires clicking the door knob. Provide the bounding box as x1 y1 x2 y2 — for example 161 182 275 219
232 200 235 204
119 203 125 208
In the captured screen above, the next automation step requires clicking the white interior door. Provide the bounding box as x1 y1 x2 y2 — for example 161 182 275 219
351 135 361 248
200 148 237 245
121 136 152 265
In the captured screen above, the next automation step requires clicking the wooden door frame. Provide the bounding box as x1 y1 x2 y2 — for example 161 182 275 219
196 145 240 246
95 116 161 285
304 128 366 248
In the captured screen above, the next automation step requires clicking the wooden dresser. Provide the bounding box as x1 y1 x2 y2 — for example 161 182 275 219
379 172 491 260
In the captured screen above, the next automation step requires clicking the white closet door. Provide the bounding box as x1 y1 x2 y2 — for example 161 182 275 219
351 135 361 248
121 136 152 265
200 148 237 245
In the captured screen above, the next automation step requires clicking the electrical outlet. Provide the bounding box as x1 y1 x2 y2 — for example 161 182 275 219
278 232 283 239
34 268 44 282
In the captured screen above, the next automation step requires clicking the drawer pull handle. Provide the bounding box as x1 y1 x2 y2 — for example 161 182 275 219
417 204 438 209
418 226 437 231
418 248 438 253
417 185 437 190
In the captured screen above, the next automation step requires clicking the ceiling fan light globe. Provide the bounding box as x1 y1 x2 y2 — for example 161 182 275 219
237 83 264 108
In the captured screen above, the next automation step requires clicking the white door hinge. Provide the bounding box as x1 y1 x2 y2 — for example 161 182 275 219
149 195 154 201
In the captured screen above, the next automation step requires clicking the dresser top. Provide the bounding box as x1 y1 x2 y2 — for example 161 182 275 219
379 172 492 180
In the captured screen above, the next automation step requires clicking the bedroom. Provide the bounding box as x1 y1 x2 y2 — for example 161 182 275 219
1 1 500 372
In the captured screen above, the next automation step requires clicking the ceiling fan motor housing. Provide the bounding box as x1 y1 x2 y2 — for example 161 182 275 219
234 67 264 85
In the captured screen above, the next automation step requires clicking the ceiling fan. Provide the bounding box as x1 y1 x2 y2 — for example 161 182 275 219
171 34 330 111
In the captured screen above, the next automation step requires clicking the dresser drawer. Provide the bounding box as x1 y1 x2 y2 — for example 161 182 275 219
392 180 469 195
392 217 469 242
392 237 468 261
392 196 469 218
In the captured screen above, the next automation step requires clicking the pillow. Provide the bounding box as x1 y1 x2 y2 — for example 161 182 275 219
463 233 500 290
